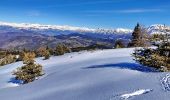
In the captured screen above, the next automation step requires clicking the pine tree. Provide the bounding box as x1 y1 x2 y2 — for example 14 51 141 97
44 50 50 60
114 39 125 48
128 23 149 47
37 47 46 57
63 45 71 53
23 52 35 64
37 47 51 60
55 45 65 55
13 52 44 84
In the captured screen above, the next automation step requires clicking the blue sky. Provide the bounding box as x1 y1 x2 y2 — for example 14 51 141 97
0 0 169 29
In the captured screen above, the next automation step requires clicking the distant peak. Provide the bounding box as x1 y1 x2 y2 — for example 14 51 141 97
0 21 133 34
0 21 96 32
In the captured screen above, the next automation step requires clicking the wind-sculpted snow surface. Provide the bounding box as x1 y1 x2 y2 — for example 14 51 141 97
0 48 170 100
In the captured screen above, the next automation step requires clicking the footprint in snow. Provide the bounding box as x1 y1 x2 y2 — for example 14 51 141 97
161 74 170 91
70 56 73 58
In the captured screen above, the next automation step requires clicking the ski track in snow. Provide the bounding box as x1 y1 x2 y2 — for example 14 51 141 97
161 74 170 91
120 89 153 100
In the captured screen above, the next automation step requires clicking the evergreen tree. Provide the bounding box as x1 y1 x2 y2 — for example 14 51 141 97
63 45 71 53
37 47 51 60
37 47 46 57
55 45 65 55
49 48 54 55
22 52 35 64
114 39 125 48
44 50 50 60
13 52 44 84
128 23 149 47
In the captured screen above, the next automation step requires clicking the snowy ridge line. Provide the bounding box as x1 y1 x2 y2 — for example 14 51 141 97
1 21 170 35
0 21 132 34
161 74 170 91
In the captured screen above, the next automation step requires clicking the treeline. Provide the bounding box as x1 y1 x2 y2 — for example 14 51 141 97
71 43 112 52
0 44 71 66
0 43 113 66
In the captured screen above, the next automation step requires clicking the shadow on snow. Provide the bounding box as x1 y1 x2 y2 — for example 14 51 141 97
8 77 23 85
83 62 158 73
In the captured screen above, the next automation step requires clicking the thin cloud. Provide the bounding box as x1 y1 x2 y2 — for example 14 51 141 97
85 9 165 14
36 0 130 8
117 9 164 13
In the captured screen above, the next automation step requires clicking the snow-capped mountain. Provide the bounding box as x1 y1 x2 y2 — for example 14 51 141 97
0 21 170 36
0 21 133 49
147 24 170 34
1 21 170 50
0 21 132 35
0 21 95 33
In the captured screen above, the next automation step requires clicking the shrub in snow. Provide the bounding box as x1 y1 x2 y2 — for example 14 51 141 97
0 54 17 66
37 46 51 60
151 34 164 43
55 44 71 56
55 45 65 55
133 34 170 71
114 39 125 48
13 52 44 84
44 50 50 60
62 45 71 53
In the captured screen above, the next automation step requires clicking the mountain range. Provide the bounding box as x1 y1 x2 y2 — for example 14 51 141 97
0 21 170 50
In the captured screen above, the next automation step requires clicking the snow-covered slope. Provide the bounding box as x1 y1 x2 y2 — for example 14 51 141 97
0 48 169 100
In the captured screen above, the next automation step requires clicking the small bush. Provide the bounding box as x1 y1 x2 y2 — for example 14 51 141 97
133 47 170 72
13 52 44 84
114 39 125 48
44 50 50 60
37 47 51 60
55 45 64 55
0 54 17 66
